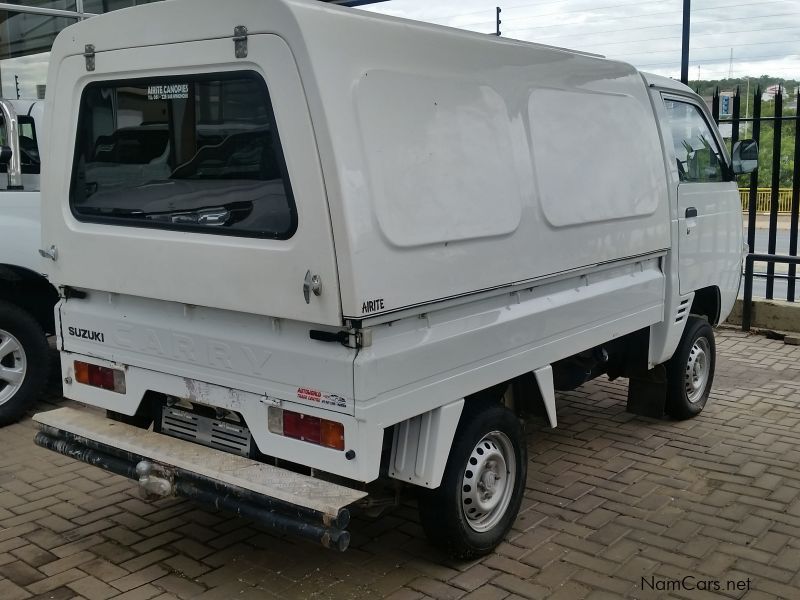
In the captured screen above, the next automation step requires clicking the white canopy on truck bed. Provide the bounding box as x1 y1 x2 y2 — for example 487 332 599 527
42 0 669 325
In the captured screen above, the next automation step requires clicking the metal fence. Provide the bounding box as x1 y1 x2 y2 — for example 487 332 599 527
739 188 793 213
711 87 799 313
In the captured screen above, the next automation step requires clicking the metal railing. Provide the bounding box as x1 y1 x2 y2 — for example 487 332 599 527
742 254 800 330
739 188 793 213
712 87 800 306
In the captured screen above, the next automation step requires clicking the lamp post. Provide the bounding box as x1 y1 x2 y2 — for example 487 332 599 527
680 0 691 84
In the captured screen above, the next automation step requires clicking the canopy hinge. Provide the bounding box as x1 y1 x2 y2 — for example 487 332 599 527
233 26 248 58
84 44 95 71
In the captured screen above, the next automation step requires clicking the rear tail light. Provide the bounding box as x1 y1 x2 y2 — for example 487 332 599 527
74 361 126 394
268 406 344 451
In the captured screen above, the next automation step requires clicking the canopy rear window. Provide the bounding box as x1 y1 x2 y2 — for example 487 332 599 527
70 72 297 239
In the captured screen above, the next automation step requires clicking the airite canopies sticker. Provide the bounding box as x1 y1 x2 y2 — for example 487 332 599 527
147 83 189 101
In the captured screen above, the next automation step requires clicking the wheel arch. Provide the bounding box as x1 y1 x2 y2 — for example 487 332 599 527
690 286 721 325
0 264 59 335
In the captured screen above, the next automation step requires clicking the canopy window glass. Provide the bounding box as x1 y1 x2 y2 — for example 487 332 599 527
70 72 297 239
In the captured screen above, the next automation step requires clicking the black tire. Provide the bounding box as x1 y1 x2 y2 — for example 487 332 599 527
665 316 716 420
418 402 527 559
0 300 51 426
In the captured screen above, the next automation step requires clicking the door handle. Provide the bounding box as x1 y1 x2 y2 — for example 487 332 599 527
685 207 698 219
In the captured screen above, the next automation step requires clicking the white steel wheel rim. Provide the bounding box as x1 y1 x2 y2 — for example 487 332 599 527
461 431 516 533
685 337 710 404
0 329 27 405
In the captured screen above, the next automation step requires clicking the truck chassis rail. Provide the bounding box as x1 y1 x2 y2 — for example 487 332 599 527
33 407 367 551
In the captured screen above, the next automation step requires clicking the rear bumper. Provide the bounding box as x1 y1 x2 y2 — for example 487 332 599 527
58 351 383 482
33 407 367 551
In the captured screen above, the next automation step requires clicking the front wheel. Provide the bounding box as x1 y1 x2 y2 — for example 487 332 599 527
665 316 716 420
418 402 526 559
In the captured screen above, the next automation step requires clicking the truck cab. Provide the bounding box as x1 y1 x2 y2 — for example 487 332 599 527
0 98 58 425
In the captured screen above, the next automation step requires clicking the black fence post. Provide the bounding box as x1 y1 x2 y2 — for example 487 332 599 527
743 255 754 331
712 87 720 122
766 90 782 299
731 87 741 148
746 87 761 255
789 91 800 302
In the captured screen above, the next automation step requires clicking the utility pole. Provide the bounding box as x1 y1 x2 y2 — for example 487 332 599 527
728 48 734 80
496 6 501 36
680 0 691 84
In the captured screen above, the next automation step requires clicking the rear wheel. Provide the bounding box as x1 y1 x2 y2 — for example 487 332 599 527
418 402 526 559
665 317 716 420
0 301 50 426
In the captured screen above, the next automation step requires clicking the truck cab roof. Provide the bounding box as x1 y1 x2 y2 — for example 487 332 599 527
642 72 699 97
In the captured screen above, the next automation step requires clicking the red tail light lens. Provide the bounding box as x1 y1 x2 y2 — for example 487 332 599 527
268 407 345 451
74 361 126 394
283 411 321 445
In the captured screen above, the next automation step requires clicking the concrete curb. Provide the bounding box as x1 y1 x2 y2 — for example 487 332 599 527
725 298 800 334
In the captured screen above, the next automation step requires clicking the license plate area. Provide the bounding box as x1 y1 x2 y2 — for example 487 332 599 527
155 400 252 458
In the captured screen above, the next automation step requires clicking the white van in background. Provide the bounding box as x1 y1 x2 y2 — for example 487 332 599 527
0 98 57 425
34 0 756 557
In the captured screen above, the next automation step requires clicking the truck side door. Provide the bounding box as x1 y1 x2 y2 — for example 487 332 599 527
662 96 743 301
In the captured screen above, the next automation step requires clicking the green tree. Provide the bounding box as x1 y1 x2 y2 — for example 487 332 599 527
753 100 797 188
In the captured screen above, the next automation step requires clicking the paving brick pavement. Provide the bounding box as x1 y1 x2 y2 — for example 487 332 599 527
1 328 799 599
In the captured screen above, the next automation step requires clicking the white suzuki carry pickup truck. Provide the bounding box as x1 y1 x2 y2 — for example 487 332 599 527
35 0 757 557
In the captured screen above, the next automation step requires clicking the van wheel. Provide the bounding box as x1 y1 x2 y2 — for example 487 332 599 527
0 301 50 426
666 317 716 420
418 402 526 559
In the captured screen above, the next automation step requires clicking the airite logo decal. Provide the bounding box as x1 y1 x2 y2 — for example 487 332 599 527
67 327 105 343
362 298 385 315
297 388 348 409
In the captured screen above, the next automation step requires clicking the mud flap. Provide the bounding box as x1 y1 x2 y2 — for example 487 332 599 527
626 364 667 418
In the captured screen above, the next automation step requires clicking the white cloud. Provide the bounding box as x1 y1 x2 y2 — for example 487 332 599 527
361 0 800 80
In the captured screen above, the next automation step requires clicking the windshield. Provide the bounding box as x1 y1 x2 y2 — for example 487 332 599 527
70 72 296 239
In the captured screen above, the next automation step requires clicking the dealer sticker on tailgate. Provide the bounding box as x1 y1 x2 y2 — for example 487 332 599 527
297 387 350 410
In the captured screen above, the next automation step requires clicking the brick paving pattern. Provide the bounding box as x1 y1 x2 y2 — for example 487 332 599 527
1 328 799 599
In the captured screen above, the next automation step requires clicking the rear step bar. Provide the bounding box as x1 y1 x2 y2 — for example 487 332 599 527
33 407 367 551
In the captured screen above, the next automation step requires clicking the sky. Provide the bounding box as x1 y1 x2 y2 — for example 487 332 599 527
360 0 800 81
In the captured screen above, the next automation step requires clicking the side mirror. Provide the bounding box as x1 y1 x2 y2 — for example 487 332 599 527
732 139 758 175
0 145 11 165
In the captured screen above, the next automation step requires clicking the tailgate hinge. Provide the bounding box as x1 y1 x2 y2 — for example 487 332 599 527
309 328 372 349
84 44 95 71
233 26 248 58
